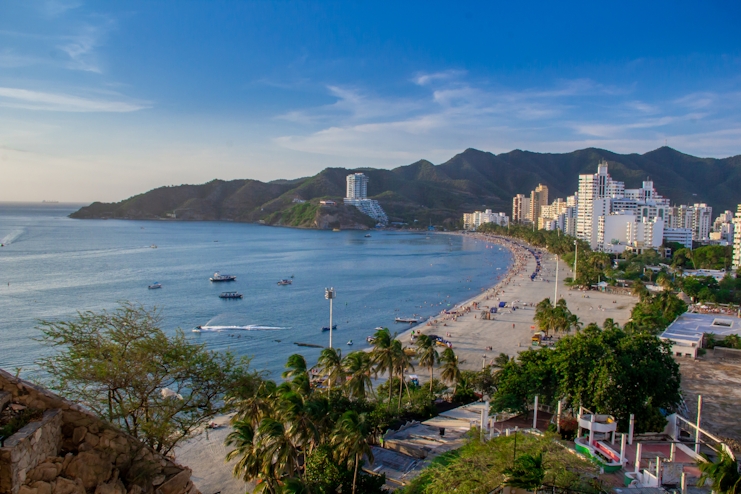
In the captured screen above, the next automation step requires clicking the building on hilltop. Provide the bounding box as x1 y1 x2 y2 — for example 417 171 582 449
463 209 509 230
343 173 388 225
346 172 368 199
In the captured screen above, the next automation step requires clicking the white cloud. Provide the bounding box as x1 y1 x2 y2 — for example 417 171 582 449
0 87 150 112
413 70 466 86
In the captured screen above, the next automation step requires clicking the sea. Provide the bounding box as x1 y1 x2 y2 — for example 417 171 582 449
0 203 511 379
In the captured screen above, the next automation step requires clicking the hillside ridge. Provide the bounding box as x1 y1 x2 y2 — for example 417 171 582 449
70 146 741 228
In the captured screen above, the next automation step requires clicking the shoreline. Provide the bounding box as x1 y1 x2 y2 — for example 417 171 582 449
392 232 638 371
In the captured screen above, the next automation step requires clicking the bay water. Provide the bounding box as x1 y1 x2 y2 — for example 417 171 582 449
0 203 511 378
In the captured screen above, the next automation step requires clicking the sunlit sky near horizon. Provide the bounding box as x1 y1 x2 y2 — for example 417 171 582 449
1 0 741 202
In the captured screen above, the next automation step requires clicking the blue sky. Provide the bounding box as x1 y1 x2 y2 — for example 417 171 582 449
1 0 740 201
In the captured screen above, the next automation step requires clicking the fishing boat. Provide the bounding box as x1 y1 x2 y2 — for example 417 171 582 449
219 291 243 299
148 282 162 289
321 324 338 332
210 272 237 282
277 279 292 285
395 317 422 323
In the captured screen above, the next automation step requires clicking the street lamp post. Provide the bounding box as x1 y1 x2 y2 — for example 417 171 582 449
325 287 336 348
573 240 578 282
482 355 487 370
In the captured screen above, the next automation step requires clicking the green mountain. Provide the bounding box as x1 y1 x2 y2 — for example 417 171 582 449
70 147 741 228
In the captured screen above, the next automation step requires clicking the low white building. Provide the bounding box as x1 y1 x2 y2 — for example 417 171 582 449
664 227 693 249
660 312 741 359
463 209 509 230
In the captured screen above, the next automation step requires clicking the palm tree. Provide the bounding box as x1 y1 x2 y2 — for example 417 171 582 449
439 347 461 395
279 390 319 456
283 354 308 381
343 351 374 401
370 328 396 403
281 477 311 494
416 334 439 393
331 411 374 494
534 298 554 335
697 450 741 494
392 339 413 408
233 380 277 427
602 318 619 331
568 313 583 333
724 334 741 350
503 451 546 494
316 347 344 394
254 417 301 484
226 420 259 482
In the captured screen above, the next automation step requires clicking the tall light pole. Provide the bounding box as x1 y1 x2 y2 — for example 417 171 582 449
554 255 559 302
573 240 578 282
325 287 336 348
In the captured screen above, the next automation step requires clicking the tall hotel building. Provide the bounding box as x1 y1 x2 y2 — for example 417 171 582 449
576 160 625 247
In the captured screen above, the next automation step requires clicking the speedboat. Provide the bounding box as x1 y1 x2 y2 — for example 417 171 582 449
395 317 422 324
347 340 353 346
192 328 201 333
277 279 292 285
219 291 243 299
364 234 371 237
148 282 162 289
321 324 338 332
210 272 236 282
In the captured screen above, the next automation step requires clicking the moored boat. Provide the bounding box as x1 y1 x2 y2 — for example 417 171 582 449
277 279 292 285
148 282 162 289
210 272 236 282
219 291 243 299
321 324 338 332
395 317 422 323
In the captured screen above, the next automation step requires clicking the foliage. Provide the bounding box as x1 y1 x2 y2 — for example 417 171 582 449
398 432 601 494
679 275 741 304
305 445 386 494
672 245 734 271
697 450 741 494
503 452 546 491
0 408 43 446
36 303 254 454
625 291 687 334
491 308 681 434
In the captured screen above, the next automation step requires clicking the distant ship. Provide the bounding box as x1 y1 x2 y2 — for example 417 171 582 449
210 272 236 282
41 200 59 204
277 279 292 285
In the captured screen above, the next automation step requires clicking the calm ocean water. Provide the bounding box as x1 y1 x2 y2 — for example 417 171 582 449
0 203 511 378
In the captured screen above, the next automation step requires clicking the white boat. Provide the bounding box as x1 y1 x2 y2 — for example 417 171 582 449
395 317 422 324
192 329 201 333
210 272 237 282
148 282 162 289
347 340 353 346
150 244 157 249
277 279 292 285
364 234 371 237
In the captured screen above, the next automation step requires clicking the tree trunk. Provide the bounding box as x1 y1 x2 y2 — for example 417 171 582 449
352 452 359 494
430 366 434 393
398 369 404 409
388 367 393 404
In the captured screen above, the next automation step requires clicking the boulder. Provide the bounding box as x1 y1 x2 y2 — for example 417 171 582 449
51 477 86 494
94 480 126 494
65 451 114 489
27 462 59 482
72 427 87 444
155 470 191 494
30 481 53 494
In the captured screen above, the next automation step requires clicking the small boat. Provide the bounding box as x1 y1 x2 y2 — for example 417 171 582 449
210 272 237 282
219 291 243 299
150 244 157 249
395 317 422 324
277 279 292 285
148 282 162 289
366 336 376 343
321 324 338 332
347 340 353 346
332 228 341 232
192 328 201 333
364 234 371 237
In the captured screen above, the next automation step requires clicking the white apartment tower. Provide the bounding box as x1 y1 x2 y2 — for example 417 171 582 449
576 160 625 248
733 205 741 270
346 173 368 200
512 194 531 223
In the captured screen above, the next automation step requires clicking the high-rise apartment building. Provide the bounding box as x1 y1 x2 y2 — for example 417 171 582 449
512 194 531 223
346 173 368 200
733 205 741 270
576 161 625 248
528 184 549 223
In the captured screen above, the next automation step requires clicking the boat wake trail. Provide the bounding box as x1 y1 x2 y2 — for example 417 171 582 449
197 325 288 332
1 229 24 245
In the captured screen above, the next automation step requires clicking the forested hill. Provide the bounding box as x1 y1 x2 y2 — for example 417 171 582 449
70 147 741 228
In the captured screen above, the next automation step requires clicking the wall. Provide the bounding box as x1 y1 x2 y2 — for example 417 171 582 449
0 369 200 494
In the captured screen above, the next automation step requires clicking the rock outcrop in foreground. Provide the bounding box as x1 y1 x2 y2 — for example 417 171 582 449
0 369 198 494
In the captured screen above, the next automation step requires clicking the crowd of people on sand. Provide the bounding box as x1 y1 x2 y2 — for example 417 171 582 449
405 233 553 357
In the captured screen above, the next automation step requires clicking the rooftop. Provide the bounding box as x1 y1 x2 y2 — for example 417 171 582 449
660 312 741 345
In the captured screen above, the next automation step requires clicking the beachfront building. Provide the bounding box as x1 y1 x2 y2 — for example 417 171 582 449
597 212 665 254
663 227 693 249
576 160 625 248
733 205 741 270
667 203 713 241
512 194 531 223
528 184 549 224
463 209 509 230
710 210 735 244
344 173 388 225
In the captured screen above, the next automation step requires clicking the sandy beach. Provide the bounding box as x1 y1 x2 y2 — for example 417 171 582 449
174 233 639 493
393 233 637 371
